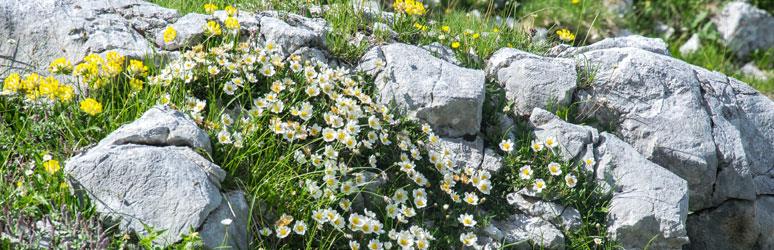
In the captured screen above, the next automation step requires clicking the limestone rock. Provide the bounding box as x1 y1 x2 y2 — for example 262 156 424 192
528 108 598 163
422 42 461 66
65 106 246 248
547 35 669 58
359 43 485 137
155 13 211 50
712 1 774 58
595 132 690 250
257 12 329 57
506 193 582 231
428 136 503 172
485 213 565 250
486 48 577 117
686 199 758 250
0 0 178 73
200 191 251 250
679 33 701 55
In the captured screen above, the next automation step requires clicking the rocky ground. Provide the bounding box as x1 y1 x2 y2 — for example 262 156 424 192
1 0 772 249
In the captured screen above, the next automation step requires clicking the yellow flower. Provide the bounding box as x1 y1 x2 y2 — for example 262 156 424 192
49 57 72 74
225 5 237 16
57 85 74 102
556 28 576 42
2 72 21 93
493 27 500 33
21 73 41 91
572 0 581 4
203 3 218 14
163 26 177 43
204 20 222 36
472 33 480 39
83 53 104 65
127 60 148 77
38 76 60 99
129 78 143 91
413 22 428 31
441 25 450 33
80 98 103 116
224 17 240 30
451 41 461 49
105 51 125 66
393 0 426 16
43 160 60 174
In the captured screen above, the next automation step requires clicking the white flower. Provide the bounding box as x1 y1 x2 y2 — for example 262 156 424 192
221 113 233 126
261 64 276 77
548 162 562 176
457 213 476 227
459 232 477 246
217 130 232 144
594 237 603 245
545 136 558 148
349 240 360 250
463 192 479 205
276 225 291 238
413 196 427 208
533 178 547 193
367 239 383 250
293 221 307 235
476 179 492 194
584 157 595 168
499 139 514 153
223 82 237 95
519 165 533 180
565 174 578 188
397 231 414 249
220 218 232 226
393 189 408 204
531 141 544 152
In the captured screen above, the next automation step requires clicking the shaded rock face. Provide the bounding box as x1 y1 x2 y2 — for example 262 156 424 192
65 106 249 248
532 35 774 248
713 1 774 58
0 0 179 72
359 43 485 137
482 213 566 250
485 48 577 117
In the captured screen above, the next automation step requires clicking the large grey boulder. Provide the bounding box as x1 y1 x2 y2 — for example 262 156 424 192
685 199 758 250
0 0 178 73
65 106 248 248
545 38 774 247
595 132 689 249
359 43 485 137
712 1 774 58
486 48 577 117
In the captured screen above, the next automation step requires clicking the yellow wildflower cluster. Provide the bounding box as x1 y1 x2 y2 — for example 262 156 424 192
43 159 61 174
2 72 74 102
203 3 218 14
556 28 576 42
79 98 103 116
163 26 177 44
393 0 426 16
204 20 222 36
73 51 125 89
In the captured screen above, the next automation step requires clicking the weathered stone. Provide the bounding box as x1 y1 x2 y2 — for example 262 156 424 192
359 43 485 137
528 108 598 162
428 136 503 172
686 199 759 250
486 213 565 250
595 132 690 250
64 106 248 248
741 62 769 81
547 35 669 58
257 12 329 56
422 42 461 66
200 191 251 250
506 192 582 231
0 0 178 73
155 13 210 50
712 1 774 58
679 33 701 55
486 48 577 117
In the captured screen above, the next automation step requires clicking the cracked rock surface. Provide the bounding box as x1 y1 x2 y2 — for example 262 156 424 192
65 106 249 248
358 43 485 137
